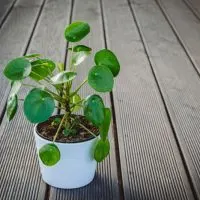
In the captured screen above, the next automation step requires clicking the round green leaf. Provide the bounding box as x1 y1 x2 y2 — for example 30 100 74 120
24 89 55 123
84 94 105 126
39 143 60 166
6 95 18 121
100 108 111 141
70 94 81 112
51 71 77 84
95 49 120 77
70 45 92 52
88 65 114 92
4 58 31 80
30 59 56 81
64 21 90 42
94 139 110 162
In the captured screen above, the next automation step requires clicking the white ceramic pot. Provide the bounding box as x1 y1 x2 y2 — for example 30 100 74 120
34 124 98 189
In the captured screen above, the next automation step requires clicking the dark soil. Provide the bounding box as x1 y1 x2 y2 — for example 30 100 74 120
36 115 99 143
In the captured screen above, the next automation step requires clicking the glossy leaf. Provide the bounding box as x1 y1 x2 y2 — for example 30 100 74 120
94 139 110 162
64 21 90 42
100 108 111 141
84 94 105 126
6 95 18 121
30 59 56 81
57 62 64 72
24 88 55 123
39 144 60 166
24 54 41 58
72 51 90 66
95 49 120 77
88 65 114 92
69 45 92 52
70 94 81 112
10 81 22 97
4 58 31 80
51 71 77 84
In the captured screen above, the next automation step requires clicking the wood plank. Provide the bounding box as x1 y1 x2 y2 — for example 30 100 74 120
49 0 120 199
0 0 44 120
183 0 200 20
156 0 200 76
0 0 72 199
0 0 16 28
102 0 196 199
129 0 200 198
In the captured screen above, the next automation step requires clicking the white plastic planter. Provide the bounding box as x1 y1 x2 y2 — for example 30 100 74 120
34 124 98 189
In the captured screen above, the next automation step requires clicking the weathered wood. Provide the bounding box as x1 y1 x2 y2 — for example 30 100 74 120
0 0 16 28
49 0 120 199
129 0 200 198
0 0 44 120
102 0 196 199
0 0 72 199
156 0 200 76
183 0 200 20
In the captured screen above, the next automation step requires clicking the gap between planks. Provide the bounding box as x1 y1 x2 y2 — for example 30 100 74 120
127 0 200 199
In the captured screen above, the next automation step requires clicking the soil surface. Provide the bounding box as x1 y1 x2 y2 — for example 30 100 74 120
36 115 99 143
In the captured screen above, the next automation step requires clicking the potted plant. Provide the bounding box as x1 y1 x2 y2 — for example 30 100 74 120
3 21 120 189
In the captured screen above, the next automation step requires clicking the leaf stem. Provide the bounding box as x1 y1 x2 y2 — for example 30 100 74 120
70 79 87 97
79 123 97 138
53 113 68 142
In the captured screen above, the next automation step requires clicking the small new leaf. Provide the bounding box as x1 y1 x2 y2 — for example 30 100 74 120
94 139 110 162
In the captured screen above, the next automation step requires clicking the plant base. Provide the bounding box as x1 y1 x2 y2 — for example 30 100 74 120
34 124 98 189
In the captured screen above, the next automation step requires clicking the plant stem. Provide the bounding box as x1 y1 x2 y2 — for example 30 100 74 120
53 113 68 142
69 44 74 71
70 79 87 97
79 123 97 138
22 83 38 88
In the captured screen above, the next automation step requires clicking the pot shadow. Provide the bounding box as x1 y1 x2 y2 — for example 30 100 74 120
50 172 120 200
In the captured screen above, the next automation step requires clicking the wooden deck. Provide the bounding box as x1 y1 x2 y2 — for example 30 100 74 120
1 0 200 199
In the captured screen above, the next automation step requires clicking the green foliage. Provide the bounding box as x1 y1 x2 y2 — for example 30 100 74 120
3 21 120 165
30 59 56 81
70 45 92 52
94 139 110 162
6 95 18 121
63 128 76 136
95 49 120 77
100 108 111 141
51 71 77 84
51 117 61 126
70 94 82 112
84 95 105 127
39 143 60 166
88 65 114 92
24 89 55 123
64 21 90 42
72 51 90 66
4 58 31 80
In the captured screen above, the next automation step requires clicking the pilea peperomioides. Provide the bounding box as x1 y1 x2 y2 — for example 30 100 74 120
3 21 120 166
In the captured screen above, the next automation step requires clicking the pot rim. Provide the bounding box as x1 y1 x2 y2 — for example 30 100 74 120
34 115 99 144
